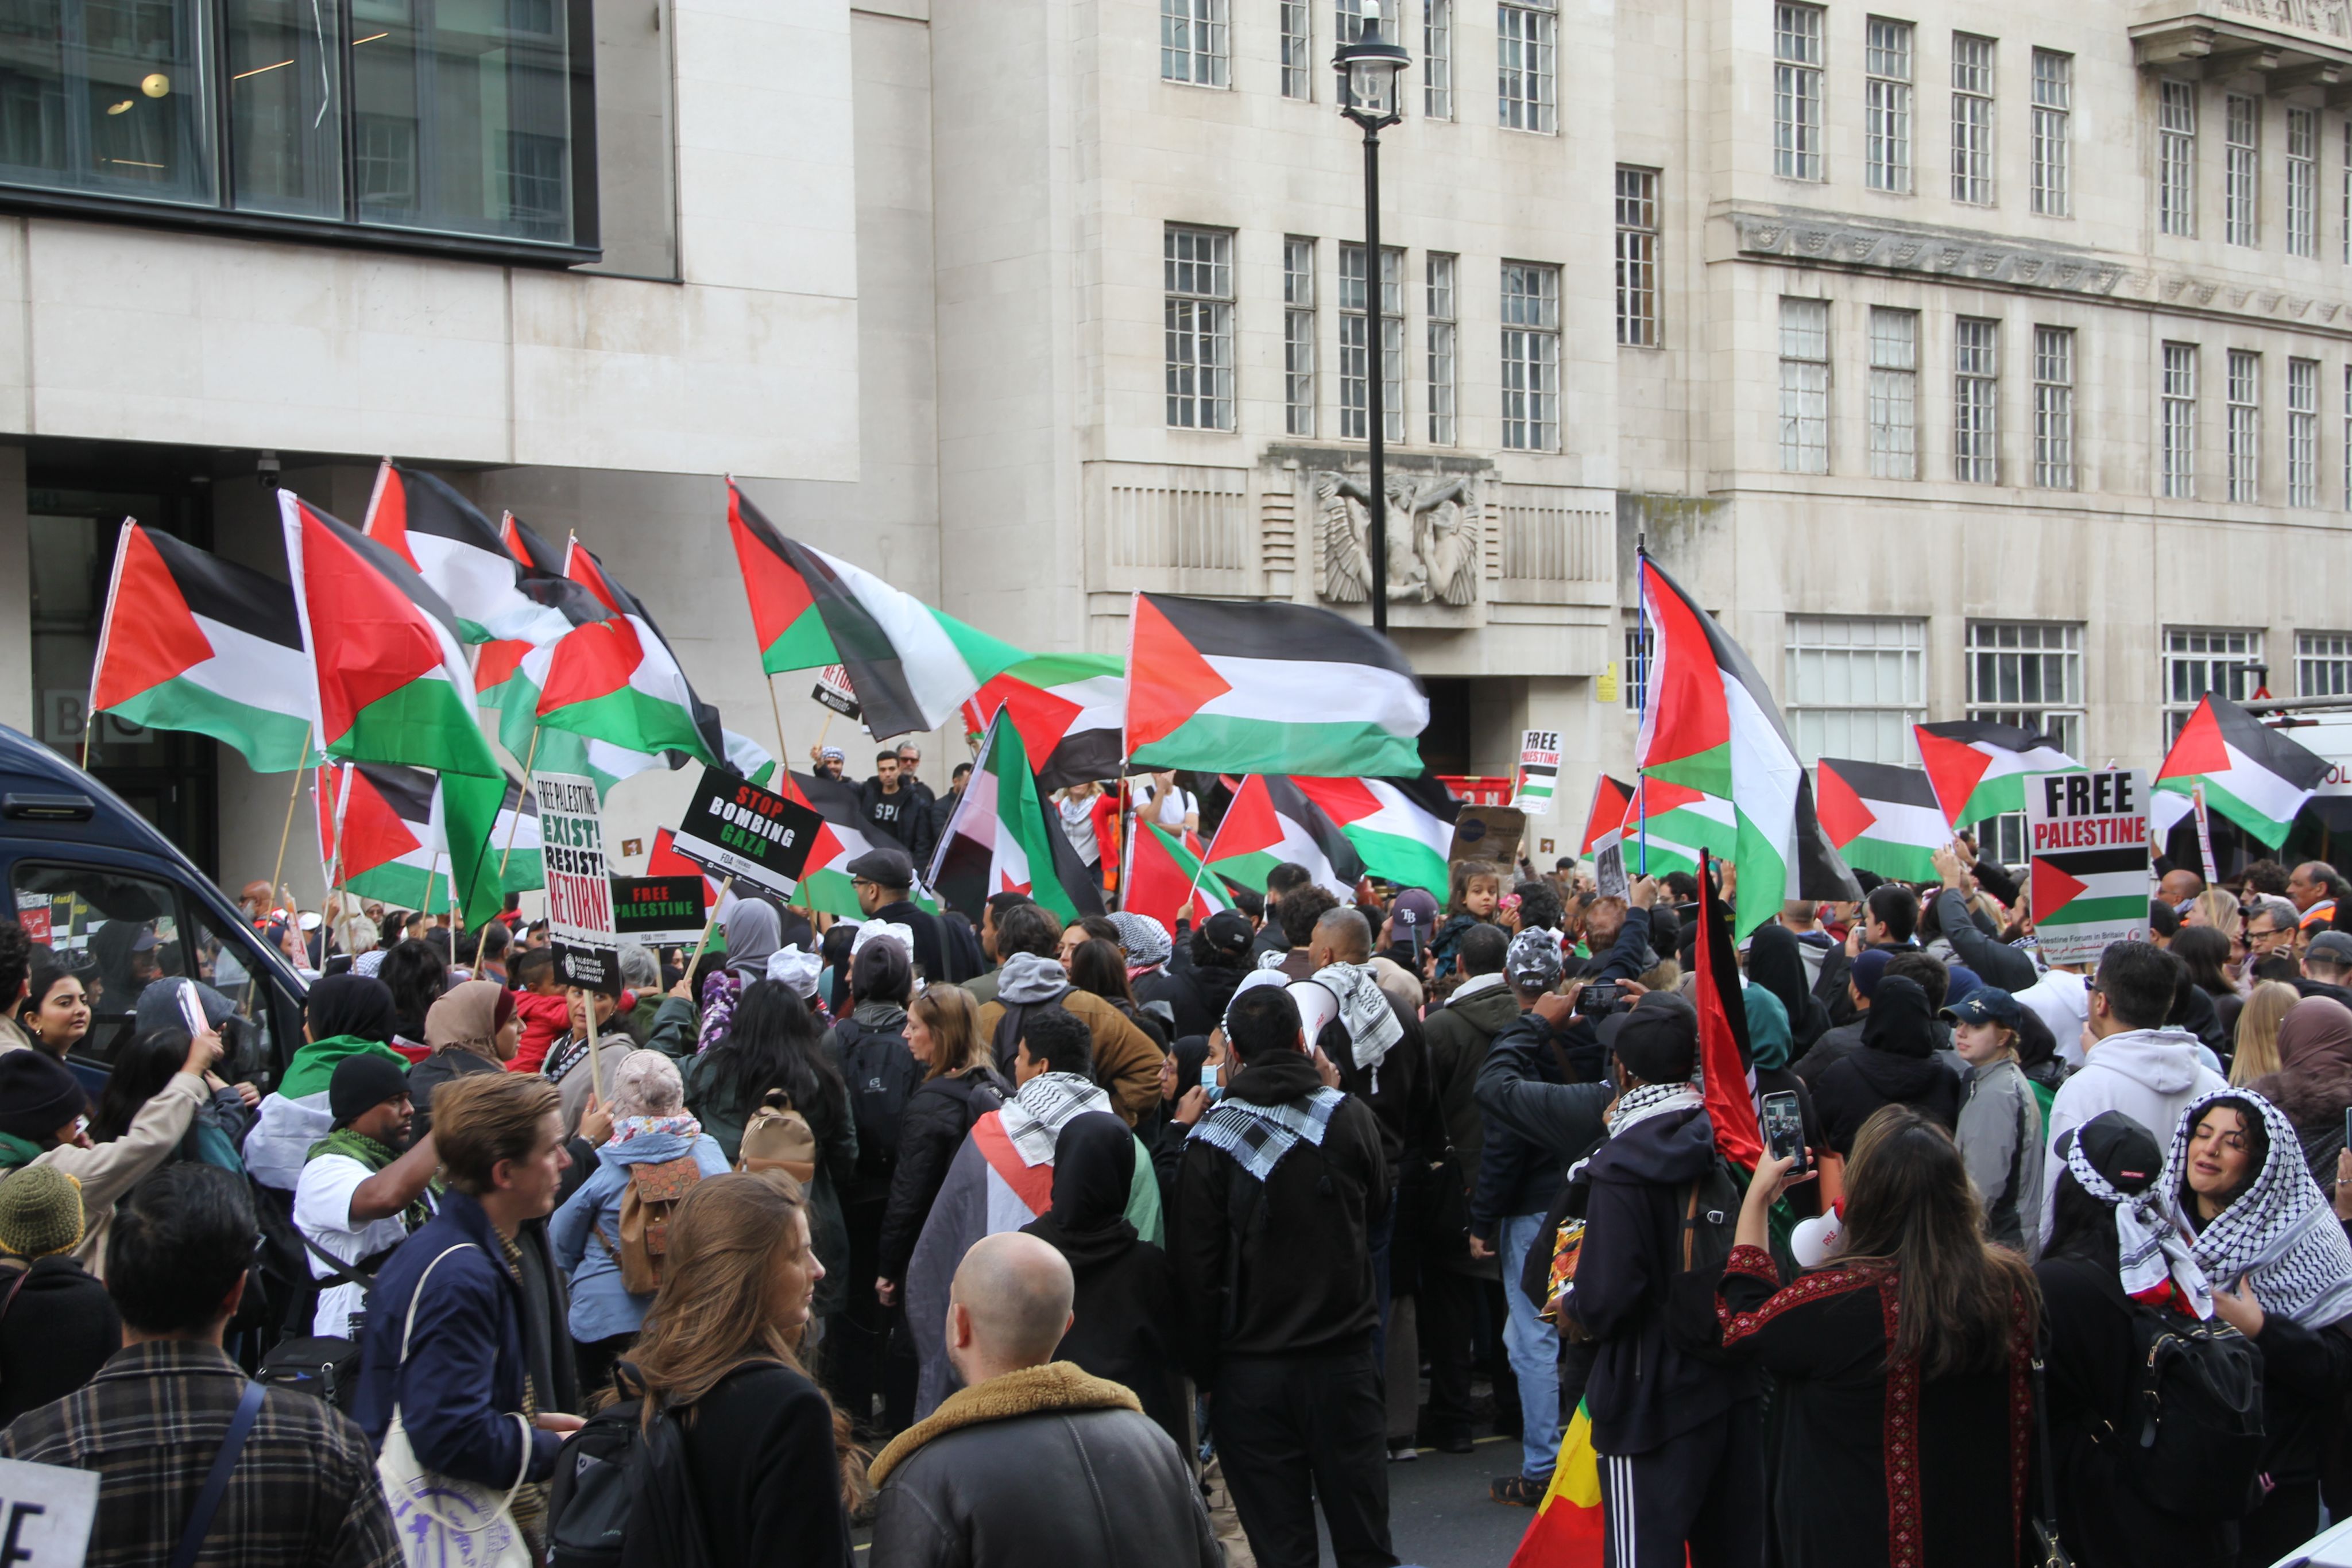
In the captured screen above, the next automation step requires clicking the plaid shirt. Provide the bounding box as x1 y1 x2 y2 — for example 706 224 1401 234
0 1340 400 1568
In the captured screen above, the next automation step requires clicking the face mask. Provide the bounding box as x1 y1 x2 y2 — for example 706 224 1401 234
1201 1064 1223 1104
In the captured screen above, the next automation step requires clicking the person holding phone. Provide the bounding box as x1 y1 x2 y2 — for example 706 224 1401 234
1944 988 2045 1251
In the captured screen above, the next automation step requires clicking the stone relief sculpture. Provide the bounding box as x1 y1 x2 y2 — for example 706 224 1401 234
1316 472 1480 607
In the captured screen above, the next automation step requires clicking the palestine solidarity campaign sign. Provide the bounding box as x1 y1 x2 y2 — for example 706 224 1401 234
536 772 621 993
668 766 825 901
2026 768 2150 967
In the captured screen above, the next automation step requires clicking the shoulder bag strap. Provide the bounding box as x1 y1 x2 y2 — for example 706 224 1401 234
167 1380 266 1568
299 1230 380 1295
392 1244 536 1530
0 1261 32 1325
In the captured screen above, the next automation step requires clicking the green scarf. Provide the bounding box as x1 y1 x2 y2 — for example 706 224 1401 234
0 1132 45 1172
307 1126 440 1232
279 1035 407 1102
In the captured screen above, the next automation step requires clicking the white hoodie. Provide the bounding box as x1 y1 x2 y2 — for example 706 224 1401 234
2038 1025 2226 1248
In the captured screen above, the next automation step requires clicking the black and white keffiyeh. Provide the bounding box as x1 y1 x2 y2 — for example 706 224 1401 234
2167 1087 2352 1329
1188 1086 1347 1182
1311 961 1404 1089
1000 1072 1113 1167
1606 1081 1704 1138
2065 1130 2212 1319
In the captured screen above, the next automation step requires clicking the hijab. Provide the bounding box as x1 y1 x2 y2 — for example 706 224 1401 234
424 979 513 1060
1742 983 1794 1073
722 900 782 986
1860 974 1936 1060
2168 1087 2352 1329
1745 924 1829 1050
2250 995 2352 1133
1020 1112 1138 1270
305 973 398 1044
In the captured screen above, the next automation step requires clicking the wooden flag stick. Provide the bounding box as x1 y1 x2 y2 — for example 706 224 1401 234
475 729 543 973
687 874 736 970
263 727 314 933
765 675 791 777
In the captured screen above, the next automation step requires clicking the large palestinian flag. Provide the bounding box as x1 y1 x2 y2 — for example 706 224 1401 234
1913 721 2082 829
1617 776 1739 879
929 711 1104 924
1200 774 1365 901
1634 555 1858 933
1124 592 1426 777
725 481 1026 737
1123 819 1232 936
2155 694 2330 849
1815 758 1948 884
1288 774 1457 895
783 769 941 920
362 462 569 645
316 762 528 914
89 521 315 772
535 540 722 766
961 653 1126 791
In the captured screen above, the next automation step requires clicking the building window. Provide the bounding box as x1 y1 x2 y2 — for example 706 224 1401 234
1281 1 1312 98
2344 121 2351 265
1865 18 1914 194
1775 3 1825 181
1161 0 1230 87
1427 253 1457 444
2030 49 2071 216
1616 167 1659 346
1951 33 1996 206
1624 619 1654 713
2345 364 2352 509
2032 326 2075 490
1164 226 1234 430
2299 631 2352 698
1968 620 2084 861
1954 316 1999 483
1424 0 1453 118
1284 238 1317 438
2164 628 2265 741
1867 307 1918 480
2227 349 2260 502
1498 0 1558 133
2289 107 2319 258
1340 243 1405 443
2290 357 2320 508
1783 615 1928 765
2160 81 2197 238
2226 94 2259 247
1500 261 1561 450
2163 343 2198 498
1779 297 1830 474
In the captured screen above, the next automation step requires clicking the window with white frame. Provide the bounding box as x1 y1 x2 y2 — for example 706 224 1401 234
1623 617 1653 713
1951 34 1996 206
1616 167 1659 346
1500 261 1561 450
2164 627 2265 741
1866 18 1913 194
1424 0 1453 119
1967 621 2084 763
2289 107 2319 258
2345 121 2351 265
2345 363 2352 508
1340 243 1406 443
2034 326 2075 489
2030 49 2071 216
1284 238 1317 438
2226 94 2259 247
2299 631 2352 698
1775 3 1825 181
1784 615 1928 765
1161 0 1229 87
2227 349 2260 502
1499 0 1558 134
2163 342 2198 498
1164 226 1234 430
2291 357 2319 508
1868 307 1918 480
1780 297 1830 474
1427 253 1457 444
2160 81 2196 238
1281 1 1312 99
1955 316 1999 483
1337 0 1399 42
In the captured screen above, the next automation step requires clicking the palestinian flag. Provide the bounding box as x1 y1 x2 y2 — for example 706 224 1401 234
242 1029 409 1190
489 782 545 893
89 521 315 773
317 761 529 912
1635 556 1858 933
726 481 1026 737
1619 777 1739 880
961 653 1126 791
1580 775 1633 857
785 768 888 919
1124 592 1426 778
722 729 781 789
2156 694 2330 849
536 540 722 766
1913 721 2082 829
2032 847 2152 933
649 826 722 909
1123 819 1232 937
1288 774 1457 895
1694 850 1763 1167
361 461 570 645
1815 758 1948 884
929 711 1105 924
1507 1404 1607 1568
1199 774 1365 901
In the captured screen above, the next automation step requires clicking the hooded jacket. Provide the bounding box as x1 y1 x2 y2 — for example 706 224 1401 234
2039 1024 2227 1245
879 1063 1012 1284
1956 1057 2044 1250
1810 975 1962 1156
548 1121 732 1343
977 955 1163 1126
1422 976 1523 1171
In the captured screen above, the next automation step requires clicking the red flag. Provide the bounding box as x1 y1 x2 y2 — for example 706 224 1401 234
649 827 720 904
1695 850 1763 1168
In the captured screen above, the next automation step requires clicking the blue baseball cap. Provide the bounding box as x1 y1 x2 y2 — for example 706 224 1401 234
1941 987 2022 1028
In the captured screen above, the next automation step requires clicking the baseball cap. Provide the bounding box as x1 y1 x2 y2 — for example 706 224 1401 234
2307 930 2352 966
2054 1110 2163 1196
1940 986 2022 1028
1506 928 1563 989
1391 888 1440 935
130 928 160 954
1605 999 1699 1086
1201 908 1255 959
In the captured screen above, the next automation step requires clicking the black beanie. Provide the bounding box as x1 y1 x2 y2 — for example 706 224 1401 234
0 1051 86 1143
329 1052 412 1128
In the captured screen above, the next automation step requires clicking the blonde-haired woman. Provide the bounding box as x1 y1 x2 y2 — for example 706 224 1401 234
622 1171 862 1564
875 987 1012 1325
2233 979 2303 1086
2183 889 2243 946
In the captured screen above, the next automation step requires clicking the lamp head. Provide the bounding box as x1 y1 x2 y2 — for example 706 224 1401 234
1334 24 1409 130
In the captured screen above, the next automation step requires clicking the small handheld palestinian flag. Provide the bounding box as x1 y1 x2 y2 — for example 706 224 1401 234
1618 776 1739 880
1124 592 1427 778
1814 758 1949 884
2154 694 2329 850
1198 774 1366 901
90 521 315 772
1913 720 2082 830
362 460 571 645
1580 775 1633 857
961 653 1126 791
927 710 1105 924
1287 774 1457 896
1123 819 1231 938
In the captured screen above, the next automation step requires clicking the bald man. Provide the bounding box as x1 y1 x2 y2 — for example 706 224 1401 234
868 1234 1217 1568
2158 868 2204 910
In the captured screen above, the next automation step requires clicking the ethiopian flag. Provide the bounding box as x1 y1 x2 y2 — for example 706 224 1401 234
929 710 1105 924
1913 721 2082 829
1200 775 1365 901
1507 1403 1606 1567
1289 774 1457 896
1815 758 1948 884
89 520 316 773
2155 694 2329 849
961 653 1127 791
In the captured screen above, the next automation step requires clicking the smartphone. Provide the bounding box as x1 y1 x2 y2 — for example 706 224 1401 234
1575 978 1624 1017
176 979 208 1039
1762 1090 1807 1175
2343 1105 2351 1155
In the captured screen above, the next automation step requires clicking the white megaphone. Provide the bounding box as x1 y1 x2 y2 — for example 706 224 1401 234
1286 979 1341 1046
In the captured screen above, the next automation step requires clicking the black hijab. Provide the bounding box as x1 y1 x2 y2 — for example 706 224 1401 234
305 973 399 1044
1022 1112 1137 1269
1860 974 1936 1060
1746 923 1829 1050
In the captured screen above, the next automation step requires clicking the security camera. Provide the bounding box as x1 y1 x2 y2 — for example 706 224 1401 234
257 451 280 491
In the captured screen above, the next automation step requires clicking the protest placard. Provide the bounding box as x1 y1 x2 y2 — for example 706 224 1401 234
612 874 710 947
668 767 824 902
535 772 621 994
0 1453 100 1565
1514 729 1561 811
813 664 862 722
2026 767 2151 967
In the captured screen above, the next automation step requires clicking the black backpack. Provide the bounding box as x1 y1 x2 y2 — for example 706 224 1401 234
991 993 1073 1074
2096 1303 2265 1521
833 1019 923 1184
548 1365 721 1568
1661 1153 1747 1361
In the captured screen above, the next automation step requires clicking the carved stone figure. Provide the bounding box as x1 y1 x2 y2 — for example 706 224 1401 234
1317 471 1480 606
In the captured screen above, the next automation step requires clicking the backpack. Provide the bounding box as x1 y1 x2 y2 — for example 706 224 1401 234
595 1156 705 1294
1661 1153 1747 1361
992 993 1073 1074
834 1020 922 1185
2095 1302 2265 1521
736 1089 817 1185
547 1366 719 1568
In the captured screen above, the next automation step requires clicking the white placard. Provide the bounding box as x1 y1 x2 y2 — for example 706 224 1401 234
0 1455 99 1565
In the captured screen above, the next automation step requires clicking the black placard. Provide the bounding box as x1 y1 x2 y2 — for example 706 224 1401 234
611 874 710 946
667 766 824 901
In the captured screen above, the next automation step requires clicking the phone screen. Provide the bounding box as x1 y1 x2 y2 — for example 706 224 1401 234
176 980 208 1039
1762 1091 1806 1174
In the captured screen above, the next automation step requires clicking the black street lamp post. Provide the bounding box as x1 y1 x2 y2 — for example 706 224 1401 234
1334 22 1408 636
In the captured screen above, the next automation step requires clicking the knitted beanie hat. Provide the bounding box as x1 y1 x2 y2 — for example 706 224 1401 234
0 1166 85 1258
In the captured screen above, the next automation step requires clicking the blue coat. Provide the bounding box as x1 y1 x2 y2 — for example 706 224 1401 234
353 1188 564 1489
550 1128 730 1344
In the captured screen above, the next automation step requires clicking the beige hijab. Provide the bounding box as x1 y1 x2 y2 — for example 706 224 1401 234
424 979 514 1063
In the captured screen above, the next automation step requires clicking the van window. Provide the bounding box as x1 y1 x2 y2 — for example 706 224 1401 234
14 862 192 1066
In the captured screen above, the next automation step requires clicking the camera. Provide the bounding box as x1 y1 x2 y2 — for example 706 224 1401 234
256 451 280 490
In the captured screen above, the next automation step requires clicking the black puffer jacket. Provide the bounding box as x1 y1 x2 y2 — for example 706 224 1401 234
1810 975 1962 1155
877 1063 1011 1283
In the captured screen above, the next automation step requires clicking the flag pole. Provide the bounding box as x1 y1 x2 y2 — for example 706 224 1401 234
474 727 543 973
686 874 736 970
765 673 791 775
1634 537 1650 878
422 852 442 924
262 727 314 940
2192 782 2219 884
